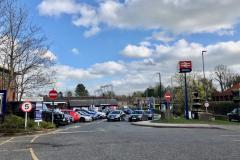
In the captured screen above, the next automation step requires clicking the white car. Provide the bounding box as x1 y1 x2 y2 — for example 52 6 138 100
77 111 93 122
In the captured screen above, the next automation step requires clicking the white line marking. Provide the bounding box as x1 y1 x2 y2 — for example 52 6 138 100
31 135 39 143
29 148 39 160
232 140 240 142
0 137 14 146
220 135 240 137
57 130 105 134
0 149 29 152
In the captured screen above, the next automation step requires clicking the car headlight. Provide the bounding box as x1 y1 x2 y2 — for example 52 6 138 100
138 115 142 118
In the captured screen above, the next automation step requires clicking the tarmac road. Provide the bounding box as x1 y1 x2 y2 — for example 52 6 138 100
0 120 240 160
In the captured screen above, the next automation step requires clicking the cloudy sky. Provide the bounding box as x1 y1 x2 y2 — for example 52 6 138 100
20 0 240 95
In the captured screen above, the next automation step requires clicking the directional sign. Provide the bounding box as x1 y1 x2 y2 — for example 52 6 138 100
20 102 33 112
179 61 192 73
164 92 172 102
49 89 58 101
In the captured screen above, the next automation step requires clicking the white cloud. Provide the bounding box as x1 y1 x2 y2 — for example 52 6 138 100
42 50 57 61
150 31 175 42
71 48 80 55
84 26 101 37
121 44 153 58
38 0 240 36
53 39 240 95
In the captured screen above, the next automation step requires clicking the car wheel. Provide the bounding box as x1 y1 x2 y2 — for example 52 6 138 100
80 117 85 122
128 119 131 122
229 118 232 122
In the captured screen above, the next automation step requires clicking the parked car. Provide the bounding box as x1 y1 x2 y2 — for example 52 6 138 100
107 110 125 121
227 108 240 122
42 109 67 127
77 111 93 122
77 109 99 120
123 108 133 115
61 109 81 122
145 110 154 120
128 110 148 122
64 114 74 123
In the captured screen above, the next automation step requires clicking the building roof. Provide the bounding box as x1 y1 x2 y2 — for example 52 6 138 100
213 83 240 97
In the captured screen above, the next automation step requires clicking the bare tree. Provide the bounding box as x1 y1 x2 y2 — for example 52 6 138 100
0 0 55 101
213 64 235 92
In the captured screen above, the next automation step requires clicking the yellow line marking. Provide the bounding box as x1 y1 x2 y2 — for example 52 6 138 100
31 136 39 143
29 148 39 160
0 137 14 146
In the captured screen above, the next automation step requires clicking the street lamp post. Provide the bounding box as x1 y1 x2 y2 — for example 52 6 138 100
202 50 208 112
157 72 161 102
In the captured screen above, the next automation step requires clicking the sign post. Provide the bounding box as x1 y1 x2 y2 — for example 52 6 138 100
179 61 192 119
204 101 209 113
48 89 58 124
20 102 33 130
164 92 172 119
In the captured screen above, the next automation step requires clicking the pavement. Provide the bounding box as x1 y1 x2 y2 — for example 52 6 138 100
131 120 240 131
1 119 240 160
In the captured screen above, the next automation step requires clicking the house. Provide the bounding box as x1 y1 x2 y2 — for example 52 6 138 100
212 83 240 101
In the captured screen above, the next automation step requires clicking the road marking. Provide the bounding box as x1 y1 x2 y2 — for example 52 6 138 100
0 137 14 146
29 148 39 160
31 135 39 143
0 149 29 152
220 135 240 137
57 129 105 134
232 140 240 142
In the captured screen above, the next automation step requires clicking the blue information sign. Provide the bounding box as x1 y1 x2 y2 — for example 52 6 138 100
0 90 7 115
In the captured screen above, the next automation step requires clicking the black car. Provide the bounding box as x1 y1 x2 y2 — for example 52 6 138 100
128 110 148 122
227 108 240 122
107 110 125 121
42 110 67 127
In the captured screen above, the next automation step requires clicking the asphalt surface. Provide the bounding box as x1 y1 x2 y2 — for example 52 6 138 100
0 120 240 160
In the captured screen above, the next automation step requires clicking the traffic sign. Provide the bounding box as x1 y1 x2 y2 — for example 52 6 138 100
204 101 209 108
164 92 172 102
20 102 33 112
179 61 192 73
49 89 58 100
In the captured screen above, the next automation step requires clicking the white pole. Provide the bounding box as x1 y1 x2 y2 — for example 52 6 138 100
25 112 27 130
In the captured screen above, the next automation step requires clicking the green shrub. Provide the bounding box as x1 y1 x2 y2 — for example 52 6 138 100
209 101 235 115
40 121 55 129
0 114 55 134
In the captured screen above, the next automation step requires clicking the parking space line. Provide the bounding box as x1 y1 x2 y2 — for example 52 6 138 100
0 137 14 146
29 148 39 160
0 149 29 152
57 129 105 134
220 135 240 137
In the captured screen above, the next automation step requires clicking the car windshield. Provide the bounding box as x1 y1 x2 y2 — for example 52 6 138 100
111 111 120 114
132 111 143 114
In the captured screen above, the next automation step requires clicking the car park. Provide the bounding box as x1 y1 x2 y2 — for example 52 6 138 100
107 110 125 121
123 108 133 115
77 111 93 122
227 108 240 122
145 110 154 120
128 110 148 122
61 109 81 122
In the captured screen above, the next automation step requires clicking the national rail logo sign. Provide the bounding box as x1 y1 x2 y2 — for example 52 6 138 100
179 61 192 73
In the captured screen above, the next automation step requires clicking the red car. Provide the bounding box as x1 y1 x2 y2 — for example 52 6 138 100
61 109 80 122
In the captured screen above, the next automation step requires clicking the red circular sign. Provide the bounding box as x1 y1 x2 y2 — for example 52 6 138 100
20 101 33 112
49 89 58 100
164 92 172 102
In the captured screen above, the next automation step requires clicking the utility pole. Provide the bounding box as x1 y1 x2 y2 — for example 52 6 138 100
157 72 161 109
202 50 208 112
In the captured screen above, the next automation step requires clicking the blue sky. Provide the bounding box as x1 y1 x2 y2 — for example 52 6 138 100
19 0 240 95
